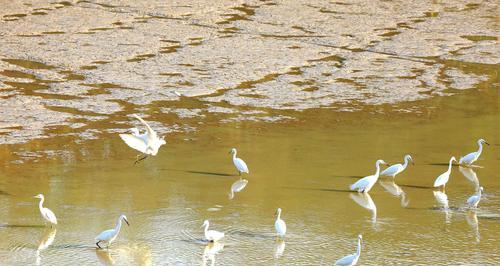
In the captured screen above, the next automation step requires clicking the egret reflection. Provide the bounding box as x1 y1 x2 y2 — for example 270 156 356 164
96 249 115 266
228 179 248 200
379 180 409 207
465 210 480 243
36 227 57 265
349 193 377 225
458 166 480 190
202 242 224 266
433 191 451 224
274 240 285 258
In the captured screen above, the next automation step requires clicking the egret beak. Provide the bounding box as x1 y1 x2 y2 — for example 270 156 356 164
485 142 490 146
411 161 415 165
124 218 130 226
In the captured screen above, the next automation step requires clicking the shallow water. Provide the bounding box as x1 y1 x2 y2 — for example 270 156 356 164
0 85 499 265
1 0 499 265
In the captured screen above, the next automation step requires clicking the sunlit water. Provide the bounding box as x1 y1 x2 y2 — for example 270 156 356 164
0 87 498 265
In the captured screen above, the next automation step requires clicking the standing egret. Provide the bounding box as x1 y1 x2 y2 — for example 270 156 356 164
350 160 388 193
433 157 457 191
229 148 249 175
466 187 484 208
274 208 286 238
335 235 362 266
228 179 248 199
380 155 413 178
201 220 225 242
119 114 166 164
459 139 489 166
33 194 57 227
95 214 130 249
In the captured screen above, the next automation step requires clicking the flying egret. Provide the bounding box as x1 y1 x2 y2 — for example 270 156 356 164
433 156 457 191
119 114 166 164
380 155 413 178
459 139 489 166
95 214 130 249
274 208 286 238
335 235 362 266
350 160 388 193
466 187 484 208
33 194 57 227
201 220 225 242
228 179 248 199
229 148 249 175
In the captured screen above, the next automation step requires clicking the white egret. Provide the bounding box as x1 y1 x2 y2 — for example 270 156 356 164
274 208 286 238
228 179 248 199
459 139 489 166
433 156 457 191
349 193 377 224
34 194 57 227
201 220 225 242
119 114 166 164
350 160 388 193
466 187 484 208
458 166 480 190
230 148 249 175
335 235 362 266
380 155 413 178
95 214 130 248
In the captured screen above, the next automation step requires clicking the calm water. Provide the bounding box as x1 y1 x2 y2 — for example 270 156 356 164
0 86 499 265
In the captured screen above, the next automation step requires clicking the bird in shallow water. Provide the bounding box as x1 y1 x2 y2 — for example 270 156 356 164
466 186 484 208
335 234 362 266
230 148 249 175
350 159 388 193
380 154 413 178
119 114 166 164
34 194 57 227
433 156 457 192
201 220 225 242
459 139 489 167
95 214 130 249
274 208 286 238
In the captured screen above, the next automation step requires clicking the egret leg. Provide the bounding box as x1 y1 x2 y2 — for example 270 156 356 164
96 241 102 249
238 171 241 176
134 154 148 164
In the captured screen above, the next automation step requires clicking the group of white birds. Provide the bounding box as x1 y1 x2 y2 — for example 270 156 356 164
31 114 491 265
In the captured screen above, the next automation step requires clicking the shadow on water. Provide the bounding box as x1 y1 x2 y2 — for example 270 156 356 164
398 184 434 189
161 168 234 177
330 175 364 179
282 186 353 193
0 190 10 196
0 224 46 228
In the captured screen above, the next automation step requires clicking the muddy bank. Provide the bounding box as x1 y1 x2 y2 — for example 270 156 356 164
0 0 498 143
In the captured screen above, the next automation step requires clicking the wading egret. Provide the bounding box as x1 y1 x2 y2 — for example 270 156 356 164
466 187 484 208
201 220 225 242
230 148 249 175
34 194 57 226
95 214 130 249
119 114 166 164
433 157 457 191
228 179 248 199
459 139 489 166
380 155 413 178
274 208 286 238
458 166 480 190
350 160 388 193
335 235 362 266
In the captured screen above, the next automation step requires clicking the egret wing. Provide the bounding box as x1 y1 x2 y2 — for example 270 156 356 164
467 195 478 205
335 253 356 266
459 152 476 165
275 220 286 236
95 229 115 241
235 158 249 173
350 176 369 191
43 208 57 224
433 172 447 187
380 164 401 176
120 134 148 153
